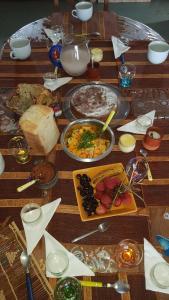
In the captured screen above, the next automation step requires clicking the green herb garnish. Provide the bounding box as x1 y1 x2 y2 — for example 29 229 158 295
78 130 97 149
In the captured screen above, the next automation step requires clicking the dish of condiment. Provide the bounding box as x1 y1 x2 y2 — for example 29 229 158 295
118 134 136 153
31 160 57 189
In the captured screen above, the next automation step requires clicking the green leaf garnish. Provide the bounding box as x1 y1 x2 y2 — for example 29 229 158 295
78 130 97 149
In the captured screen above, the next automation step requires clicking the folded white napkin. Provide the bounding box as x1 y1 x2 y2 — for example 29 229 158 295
44 28 62 45
22 198 61 255
117 110 155 134
44 77 72 92
44 231 95 278
144 238 169 294
111 36 130 59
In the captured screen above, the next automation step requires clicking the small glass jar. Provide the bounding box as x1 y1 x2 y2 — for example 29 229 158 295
143 126 162 150
90 48 103 62
43 72 57 87
54 277 82 300
118 134 136 153
46 250 69 277
21 203 42 224
114 239 143 268
86 61 100 81
150 262 169 289
8 136 30 164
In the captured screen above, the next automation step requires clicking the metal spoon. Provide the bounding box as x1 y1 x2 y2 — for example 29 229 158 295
20 250 34 300
140 148 153 181
80 279 130 294
72 222 110 243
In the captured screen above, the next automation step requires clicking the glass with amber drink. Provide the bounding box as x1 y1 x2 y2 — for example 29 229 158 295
8 136 30 164
114 239 143 268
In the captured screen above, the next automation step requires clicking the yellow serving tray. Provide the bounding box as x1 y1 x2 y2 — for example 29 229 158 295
73 163 137 222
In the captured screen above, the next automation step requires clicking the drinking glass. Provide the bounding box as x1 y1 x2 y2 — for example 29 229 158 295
46 250 69 277
54 277 82 300
21 203 42 224
114 239 143 268
119 64 136 88
8 136 30 164
150 262 169 288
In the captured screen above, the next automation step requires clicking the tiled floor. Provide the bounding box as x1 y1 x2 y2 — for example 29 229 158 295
0 0 169 47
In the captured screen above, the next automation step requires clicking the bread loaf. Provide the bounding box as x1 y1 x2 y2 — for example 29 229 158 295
19 105 60 155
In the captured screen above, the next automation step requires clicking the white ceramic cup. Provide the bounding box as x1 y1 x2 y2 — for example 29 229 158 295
147 40 169 64
10 38 31 60
72 1 93 22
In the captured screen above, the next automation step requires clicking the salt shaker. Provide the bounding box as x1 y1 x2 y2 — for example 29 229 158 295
0 152 5 175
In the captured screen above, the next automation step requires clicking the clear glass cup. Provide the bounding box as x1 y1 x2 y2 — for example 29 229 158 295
119 64 136 88
43 72 57 88
126 157 148 184
20 203 42 224
8 136 30 164
46 250 69 277
150 262 169 289
114 239 143 268
54 277 82 300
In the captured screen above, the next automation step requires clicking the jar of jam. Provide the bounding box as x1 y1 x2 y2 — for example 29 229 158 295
31 160 58 189
86 61 100 81
143 126 162 150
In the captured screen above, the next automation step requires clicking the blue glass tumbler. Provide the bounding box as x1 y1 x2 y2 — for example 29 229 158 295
119 64 136 88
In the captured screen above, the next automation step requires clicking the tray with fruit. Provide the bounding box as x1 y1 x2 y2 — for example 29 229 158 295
73 163 137 222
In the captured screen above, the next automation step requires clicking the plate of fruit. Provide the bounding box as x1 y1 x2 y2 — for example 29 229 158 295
73 163 137 221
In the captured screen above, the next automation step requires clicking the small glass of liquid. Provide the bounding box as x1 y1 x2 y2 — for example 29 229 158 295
46 250 69 277
150 262 169 289
119 64 136 88
54 277 82 300
114 239 143 268
21 203 42 224
8 136 30 164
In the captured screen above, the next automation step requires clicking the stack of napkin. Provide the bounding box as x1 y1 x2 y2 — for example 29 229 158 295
144 238 169 294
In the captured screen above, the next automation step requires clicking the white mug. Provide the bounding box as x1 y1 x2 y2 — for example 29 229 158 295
147 40 169 64
10 38 31 60
72 1 93 22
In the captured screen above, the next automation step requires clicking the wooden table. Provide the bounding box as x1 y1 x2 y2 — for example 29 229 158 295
0 11 169 300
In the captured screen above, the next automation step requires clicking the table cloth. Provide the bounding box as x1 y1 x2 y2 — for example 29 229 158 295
0 11 169 300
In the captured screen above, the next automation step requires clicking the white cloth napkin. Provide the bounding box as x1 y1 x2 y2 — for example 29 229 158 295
117 110 156 134
111 36 130 59
44 231 95 278
22 198 61 255
144 238 169 294
44 28 62 44
44 77 72 92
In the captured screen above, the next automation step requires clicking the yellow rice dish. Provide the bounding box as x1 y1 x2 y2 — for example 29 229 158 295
67 125 110 159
